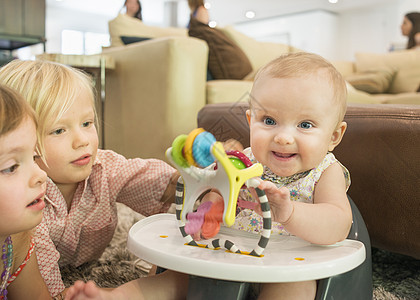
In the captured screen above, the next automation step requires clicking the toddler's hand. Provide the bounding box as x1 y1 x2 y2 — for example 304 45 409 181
64 280 105 300
257 181 294 224
222 139 244 152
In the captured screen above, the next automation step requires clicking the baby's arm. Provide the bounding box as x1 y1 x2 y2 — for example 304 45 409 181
260 163 352 245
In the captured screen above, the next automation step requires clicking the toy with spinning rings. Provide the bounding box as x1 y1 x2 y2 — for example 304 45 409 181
166 128 272 257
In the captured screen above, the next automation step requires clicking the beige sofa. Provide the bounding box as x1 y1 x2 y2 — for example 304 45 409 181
102 18 420 160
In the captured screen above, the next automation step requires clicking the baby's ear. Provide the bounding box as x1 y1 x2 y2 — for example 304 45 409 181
246 109 251 125
329 121 347 151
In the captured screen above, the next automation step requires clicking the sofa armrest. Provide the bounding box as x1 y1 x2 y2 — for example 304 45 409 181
103 36 208 160
197 102 420 259
334 103 420 259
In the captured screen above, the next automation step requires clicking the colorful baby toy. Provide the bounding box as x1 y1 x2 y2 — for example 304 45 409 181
166 128 272 257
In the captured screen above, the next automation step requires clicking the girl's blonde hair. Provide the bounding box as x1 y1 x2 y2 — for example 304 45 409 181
252 52 348 123
0 59 96 161
0 84 37 137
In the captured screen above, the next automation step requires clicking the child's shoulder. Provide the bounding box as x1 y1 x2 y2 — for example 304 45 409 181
95 149 127 164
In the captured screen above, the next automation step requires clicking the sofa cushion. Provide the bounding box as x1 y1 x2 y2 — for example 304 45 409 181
206 80 253 104
220 26 300 71
355 50 420 94
188 19 253 80
345 69 394 94
108 14 186 47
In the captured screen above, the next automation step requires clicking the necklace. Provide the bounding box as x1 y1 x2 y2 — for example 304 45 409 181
0 236 12 300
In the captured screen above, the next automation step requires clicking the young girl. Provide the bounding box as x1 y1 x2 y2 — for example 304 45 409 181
188 0 209 25
65 52 353 300
401 12 420 49
0 85 50 299
0 60 179 298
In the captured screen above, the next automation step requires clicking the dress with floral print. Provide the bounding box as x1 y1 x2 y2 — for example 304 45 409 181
231 148 350 235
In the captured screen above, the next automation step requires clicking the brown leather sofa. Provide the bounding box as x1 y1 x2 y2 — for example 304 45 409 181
197 102 420 259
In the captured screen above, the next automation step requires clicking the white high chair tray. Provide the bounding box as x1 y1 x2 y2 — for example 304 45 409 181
127 213 365 283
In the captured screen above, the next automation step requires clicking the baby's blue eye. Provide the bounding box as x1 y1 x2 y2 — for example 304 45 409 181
299 122 313 129
263 117 276 126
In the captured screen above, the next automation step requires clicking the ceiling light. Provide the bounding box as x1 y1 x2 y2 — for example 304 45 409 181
245 11 256 19
209 21 217 28
329 0 338 3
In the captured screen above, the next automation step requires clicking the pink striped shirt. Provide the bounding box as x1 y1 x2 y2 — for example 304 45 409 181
34 149 175 296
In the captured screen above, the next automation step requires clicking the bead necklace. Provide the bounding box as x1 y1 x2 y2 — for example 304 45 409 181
0 236 12 300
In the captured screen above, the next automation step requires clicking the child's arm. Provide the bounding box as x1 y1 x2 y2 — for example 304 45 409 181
65 270 189 300
7 241 52 300
223 139 244 152
259 163 352 245
159 171 180 205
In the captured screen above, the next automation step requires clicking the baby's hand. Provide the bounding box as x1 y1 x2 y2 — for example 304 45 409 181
257 181 294 224
64 281 107 300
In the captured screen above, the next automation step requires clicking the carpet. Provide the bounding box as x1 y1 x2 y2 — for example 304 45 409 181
61 203 420 299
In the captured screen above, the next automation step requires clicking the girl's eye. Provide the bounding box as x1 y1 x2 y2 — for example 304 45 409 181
33 154 41 161
299 122 313 129
51 128 64 135
1 164 19 174
82 121 93 128
263 117 276 126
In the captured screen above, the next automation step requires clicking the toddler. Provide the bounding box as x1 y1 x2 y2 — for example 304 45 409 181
0 60 179 298
0 85 50 299
66 52 353 300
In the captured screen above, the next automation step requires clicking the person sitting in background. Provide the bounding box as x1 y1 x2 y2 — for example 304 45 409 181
188 0 209 25
401 12 420 49
123 0 142 20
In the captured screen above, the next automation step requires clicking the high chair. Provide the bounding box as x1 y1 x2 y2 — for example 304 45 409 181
182 195 372 300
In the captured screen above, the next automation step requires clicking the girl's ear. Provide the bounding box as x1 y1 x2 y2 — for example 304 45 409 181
328 121 347 152
246 109 251 125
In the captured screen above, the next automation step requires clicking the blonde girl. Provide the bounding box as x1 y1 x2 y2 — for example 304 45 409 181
0 60 179 298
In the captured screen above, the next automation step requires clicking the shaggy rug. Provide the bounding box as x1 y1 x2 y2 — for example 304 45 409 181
61 203 420 299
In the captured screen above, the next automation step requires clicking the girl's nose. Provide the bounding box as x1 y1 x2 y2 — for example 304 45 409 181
72 129 90 149
31 163 47 187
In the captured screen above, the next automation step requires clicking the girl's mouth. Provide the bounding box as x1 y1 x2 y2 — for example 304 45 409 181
27 198 40 207
27 196 45 210
72 155 91 166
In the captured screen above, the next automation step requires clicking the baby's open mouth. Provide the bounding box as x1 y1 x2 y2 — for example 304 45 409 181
273 152 296 158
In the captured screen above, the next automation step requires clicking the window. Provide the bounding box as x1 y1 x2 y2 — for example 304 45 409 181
61 30 110 55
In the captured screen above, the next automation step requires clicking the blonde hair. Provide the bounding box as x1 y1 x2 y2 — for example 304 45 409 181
0 59 96 161
252 52 347 122
0 84 37 137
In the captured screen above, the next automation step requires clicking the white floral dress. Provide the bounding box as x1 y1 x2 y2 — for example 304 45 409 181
231 148 351 235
